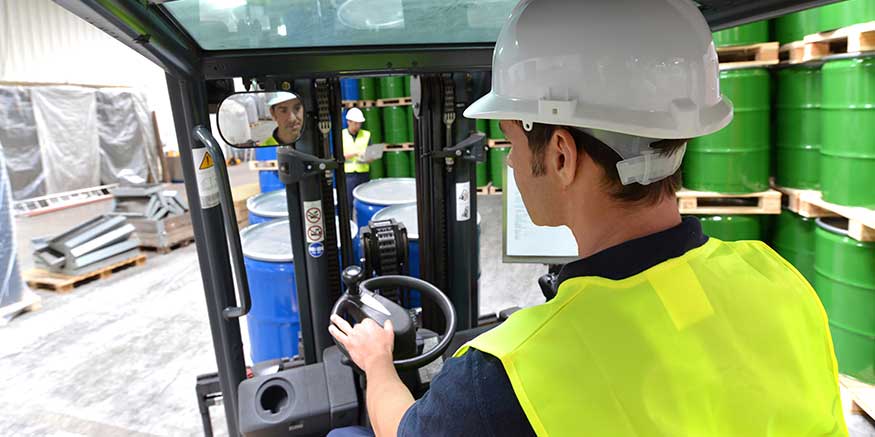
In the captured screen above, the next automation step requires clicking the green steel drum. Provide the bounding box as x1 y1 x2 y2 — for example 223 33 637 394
369 158 385 179
712 20 770 47
406 106 414 141
378 76 405 99
821 57 875 208
362 107 383 144
815 217 875 383
476 162 489 187
771 210 817 283
774 8 822 45
409 152 416 178
384 150 412 177
382 106 409 144
476 119 488 134
685 68 771 193
488 119 505 140
403 75 411 97
490 147 510 190
359 77 378 101
775 66 821 189
695 215 763 241
819 0 875 31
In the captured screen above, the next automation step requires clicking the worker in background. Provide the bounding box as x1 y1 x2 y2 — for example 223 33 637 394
342 107 371 210
328 0 849 436
261 92 304 146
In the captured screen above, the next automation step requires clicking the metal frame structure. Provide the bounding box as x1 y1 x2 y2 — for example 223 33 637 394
51 1 844 435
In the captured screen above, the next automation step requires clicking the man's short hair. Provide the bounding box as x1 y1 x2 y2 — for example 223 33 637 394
517 122 687 205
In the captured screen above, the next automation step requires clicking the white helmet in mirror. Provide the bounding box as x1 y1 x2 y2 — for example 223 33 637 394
463 0 734 185
346 107 366 123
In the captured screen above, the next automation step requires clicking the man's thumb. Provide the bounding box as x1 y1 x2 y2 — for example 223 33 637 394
383 319 394 332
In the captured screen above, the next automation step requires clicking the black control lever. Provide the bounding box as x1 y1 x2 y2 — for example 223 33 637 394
430 132 487 163
277 147 339 185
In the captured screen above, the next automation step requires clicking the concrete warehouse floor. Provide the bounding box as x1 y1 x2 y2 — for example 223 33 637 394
2 164 874 436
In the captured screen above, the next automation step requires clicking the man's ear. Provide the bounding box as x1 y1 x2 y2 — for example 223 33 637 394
553 128 578 188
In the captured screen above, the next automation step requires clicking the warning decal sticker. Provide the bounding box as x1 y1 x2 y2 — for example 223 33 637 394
303 200 325 245
193 148 220 209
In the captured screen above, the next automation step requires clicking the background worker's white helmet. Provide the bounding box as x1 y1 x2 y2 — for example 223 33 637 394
464 0 734 184
346 107 366 123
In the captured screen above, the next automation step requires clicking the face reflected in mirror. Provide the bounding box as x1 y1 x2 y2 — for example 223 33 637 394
268 93 304 145
216 91 305 149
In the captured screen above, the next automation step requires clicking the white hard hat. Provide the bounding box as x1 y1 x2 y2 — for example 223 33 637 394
464 0 734 184
268 92 298 108
346 107 366 123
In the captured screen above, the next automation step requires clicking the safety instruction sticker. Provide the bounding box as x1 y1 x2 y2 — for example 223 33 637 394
455 182 471 221
308 242 324 258
192 148 219 209
303 200 325 244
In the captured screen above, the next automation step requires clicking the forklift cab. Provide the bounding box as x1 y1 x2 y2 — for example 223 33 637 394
53 1 839 435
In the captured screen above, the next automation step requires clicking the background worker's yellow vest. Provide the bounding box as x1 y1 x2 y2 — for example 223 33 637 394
457 239 848 436
343 129 370 173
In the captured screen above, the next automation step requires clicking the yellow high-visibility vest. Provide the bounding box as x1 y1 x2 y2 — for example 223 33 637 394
343 128 371 173
456 238 848 436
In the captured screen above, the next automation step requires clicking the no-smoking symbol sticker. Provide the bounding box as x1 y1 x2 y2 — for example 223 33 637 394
306 207 322 224
307 225 324 242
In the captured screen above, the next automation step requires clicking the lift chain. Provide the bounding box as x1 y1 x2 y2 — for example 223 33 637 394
315 79 331 136
361 219 409 303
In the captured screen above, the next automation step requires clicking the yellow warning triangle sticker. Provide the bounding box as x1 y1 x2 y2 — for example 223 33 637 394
199 152 214 170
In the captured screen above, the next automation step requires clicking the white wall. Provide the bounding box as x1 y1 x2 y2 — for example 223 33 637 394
0 0 179 151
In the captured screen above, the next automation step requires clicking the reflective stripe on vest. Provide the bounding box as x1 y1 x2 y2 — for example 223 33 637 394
456 238 847 437
343 128 371 173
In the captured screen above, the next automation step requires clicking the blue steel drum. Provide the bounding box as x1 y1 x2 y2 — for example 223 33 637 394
258 170 283 193
247 189 287 225
241 218 300 363
255 146 277 161
340 78 361 101
352 178 417 231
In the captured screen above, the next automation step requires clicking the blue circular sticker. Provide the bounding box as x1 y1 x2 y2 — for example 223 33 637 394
308 242 324 258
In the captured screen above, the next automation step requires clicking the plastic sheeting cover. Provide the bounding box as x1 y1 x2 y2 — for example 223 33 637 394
228 94 258 125
31 86 100 193
0 86 46 200
218 99 252 145
96 88 160 184
0 142 25 307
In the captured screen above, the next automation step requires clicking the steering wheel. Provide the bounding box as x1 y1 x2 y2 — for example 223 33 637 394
330 266 457 371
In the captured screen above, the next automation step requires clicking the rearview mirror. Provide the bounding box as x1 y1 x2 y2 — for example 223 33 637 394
217 91 305 148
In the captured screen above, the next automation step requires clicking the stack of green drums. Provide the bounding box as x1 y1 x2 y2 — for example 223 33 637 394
488 119 510 190
379 76 406 99
475 119 490 187
359 77 378 101
819 0 875 32
771 210 817 282
775 66 821 189
821 56 875 208
695 215 763 241
815 218 875 383
385 150 412 178
685 68 771 193
383 106 409 144
711 20 769 47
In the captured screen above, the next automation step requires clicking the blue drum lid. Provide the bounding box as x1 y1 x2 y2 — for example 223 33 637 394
241 218 358 263
352 177 417 205
246 190 287 219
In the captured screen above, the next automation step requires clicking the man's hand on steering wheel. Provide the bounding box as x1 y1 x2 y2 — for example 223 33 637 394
329 315 395 373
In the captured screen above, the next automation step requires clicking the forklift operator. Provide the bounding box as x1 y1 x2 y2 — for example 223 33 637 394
329 0 847 436
262 93 304 146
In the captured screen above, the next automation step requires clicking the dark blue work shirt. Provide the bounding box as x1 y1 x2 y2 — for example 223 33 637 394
331 218 708 437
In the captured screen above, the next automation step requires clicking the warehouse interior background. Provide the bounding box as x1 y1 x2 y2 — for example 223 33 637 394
2 0 875 435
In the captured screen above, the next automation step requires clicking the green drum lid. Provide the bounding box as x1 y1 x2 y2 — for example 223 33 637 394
359 77 378 101
819 0 875 31
771 210 817 282
774 8 822 45
712 20 770 47
830 323 875 384
476 162 489 188
814 218 875 331
362 107 383 144
384 150 412 178
489 147 511 190
695 215 763 241
369 158 385 179
382 106 410 144
378 76 405 99
488 119 506 140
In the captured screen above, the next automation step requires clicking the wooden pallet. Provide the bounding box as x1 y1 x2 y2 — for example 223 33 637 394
676 189 782 215
383 143 414 151
0 291 42 324
376 97 412 107
140 237 195 254
841 375 875 422
487 139 511 148
24 254 147 293
248 160 278 171
342 100 376 109
781 21 875 64
476 184 503 195
717 42 780 69
774 185 875 242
